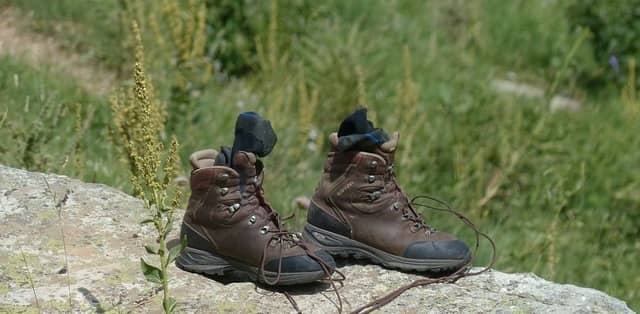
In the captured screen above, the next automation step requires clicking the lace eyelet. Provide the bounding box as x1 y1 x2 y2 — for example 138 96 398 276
260 226 270 234
367 190 382 202
392 202 401 210
216 173 230 183
248 215 256 225
219 187 229 195
367 175 376 183
387 164 394 174
369 160 378 169
228 203 240 213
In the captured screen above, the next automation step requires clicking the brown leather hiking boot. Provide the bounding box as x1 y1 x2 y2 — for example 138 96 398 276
303 131 471 272
177 148 336 285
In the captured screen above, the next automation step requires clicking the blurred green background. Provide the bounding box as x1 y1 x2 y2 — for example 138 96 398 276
0 0 638 310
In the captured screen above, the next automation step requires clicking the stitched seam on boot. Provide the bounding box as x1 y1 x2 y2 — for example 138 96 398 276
326 164 356 236
184 222 220 251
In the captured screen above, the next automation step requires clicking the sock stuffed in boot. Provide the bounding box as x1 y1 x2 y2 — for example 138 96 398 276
213 112 277 192
336 108 389 152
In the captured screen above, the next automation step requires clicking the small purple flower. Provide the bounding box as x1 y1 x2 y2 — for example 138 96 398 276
609 55 620 76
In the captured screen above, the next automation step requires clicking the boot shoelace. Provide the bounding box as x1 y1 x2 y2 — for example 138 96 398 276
250 177 345 313
349 194 497 314
380 164 431 233
204 170 342 312
349 163 496 314
224 168 494 313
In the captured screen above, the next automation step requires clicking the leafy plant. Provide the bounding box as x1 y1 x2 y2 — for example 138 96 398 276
567 0 640 87
205 0 258 76
119 0 210 133
0 97 91 174
109 21 184 313
622 58 640 118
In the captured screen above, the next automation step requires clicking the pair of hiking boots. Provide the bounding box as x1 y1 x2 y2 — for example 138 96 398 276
176 109 471 288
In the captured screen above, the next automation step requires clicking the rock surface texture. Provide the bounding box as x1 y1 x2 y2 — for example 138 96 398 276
0 165 633 313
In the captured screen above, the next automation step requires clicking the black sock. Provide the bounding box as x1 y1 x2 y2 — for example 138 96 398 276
214 146 232 166
336 108 389 151
231 112 277 165
213 112 277 167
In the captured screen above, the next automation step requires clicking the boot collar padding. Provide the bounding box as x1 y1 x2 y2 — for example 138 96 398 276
190 149 219 169
329 131 399 153
329 132 339 148
380 132 399 153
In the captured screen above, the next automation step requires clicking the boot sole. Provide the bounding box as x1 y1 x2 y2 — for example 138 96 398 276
176 247 328 285
303 223 470 272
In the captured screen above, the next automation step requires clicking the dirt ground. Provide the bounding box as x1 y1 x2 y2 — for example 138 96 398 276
0 7 115 95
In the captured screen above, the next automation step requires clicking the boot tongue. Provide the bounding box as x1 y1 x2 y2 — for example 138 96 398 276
232 151 257 173
231 150 258 195
233 150 279 226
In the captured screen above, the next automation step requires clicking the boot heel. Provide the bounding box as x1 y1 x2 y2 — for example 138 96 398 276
175 247 233 276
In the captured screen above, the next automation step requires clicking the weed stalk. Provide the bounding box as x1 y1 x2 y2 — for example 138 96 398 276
110 21 184 314
19 247 40 312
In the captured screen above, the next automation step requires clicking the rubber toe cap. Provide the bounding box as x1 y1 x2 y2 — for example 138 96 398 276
264 249 336 273
403 239 470 260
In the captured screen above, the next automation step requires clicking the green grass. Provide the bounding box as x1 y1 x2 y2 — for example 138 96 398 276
1 0 639 310
3 0 126 72
0 56 128 186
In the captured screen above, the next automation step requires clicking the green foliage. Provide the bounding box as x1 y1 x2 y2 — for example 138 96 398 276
130 0 211 132
163 297 177 313
204 0 258 75
140 258 162 284
204 0 328 76
567 0 640 87
110 22 185 313
1 0 639 311
0 57 95 177
6 0 126 71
